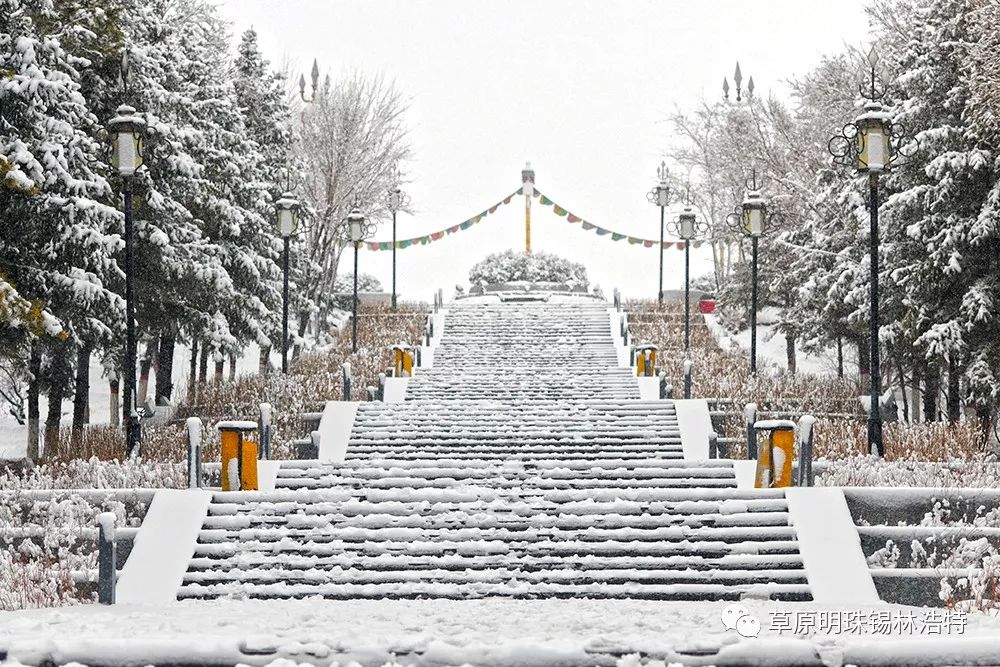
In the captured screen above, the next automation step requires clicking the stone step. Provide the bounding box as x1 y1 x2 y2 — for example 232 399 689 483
177 580 811 601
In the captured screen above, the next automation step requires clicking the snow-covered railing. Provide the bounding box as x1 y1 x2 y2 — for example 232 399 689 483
683 359 693 399
342 362 352 401
744 402 758 459
96 512 117 605
259 403 272 460
797 414 816 487
186 417 203 489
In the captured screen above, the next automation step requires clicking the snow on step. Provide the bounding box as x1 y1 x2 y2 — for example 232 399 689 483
177 296 812 602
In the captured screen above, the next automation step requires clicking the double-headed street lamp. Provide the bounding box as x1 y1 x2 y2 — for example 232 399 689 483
828 47 914 457
108 102 146 458
646 161 671 305
667 198 710 353
276 193 300 373
726 171 768 376
385 166 410 311
347 206 377 353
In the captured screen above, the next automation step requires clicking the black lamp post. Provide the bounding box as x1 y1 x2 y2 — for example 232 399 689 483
828 48 914 457
386 166 410 311
108 103 146 458
276 193 300 373
667 199 710 352
726 171 768 376
647 161 671 305
347 206 376 353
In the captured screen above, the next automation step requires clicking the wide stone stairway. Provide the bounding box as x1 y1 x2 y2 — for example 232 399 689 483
179 297 811 601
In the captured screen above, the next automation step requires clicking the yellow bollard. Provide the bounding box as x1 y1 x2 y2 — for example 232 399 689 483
635 344 658 377
218 421 259 491
392 344 414 378
753 421 795 488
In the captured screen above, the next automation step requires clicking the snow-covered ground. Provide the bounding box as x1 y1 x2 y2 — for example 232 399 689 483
1 599 997 666
0 343 282 461
704 311 849 378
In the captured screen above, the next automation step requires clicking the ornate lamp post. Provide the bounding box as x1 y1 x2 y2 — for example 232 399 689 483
521 162 535 254
385 165 410 311
646 161 671 305
726 171 768 376
828 48 914 457
275 193 300 373
667 197 710 352
723 62 754 103
347 206 377 353
298 59 320 102
108 102 146 458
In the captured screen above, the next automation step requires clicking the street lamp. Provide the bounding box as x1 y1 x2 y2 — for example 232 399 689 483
828 47 915 458
646 161 671 305
726 170 768 376
347 206 376 353
666 198 710 353
299 59 320 103
385 165 410 311
108 102 146 458
275 192 300 373
723 61 755 103
521 162 535 254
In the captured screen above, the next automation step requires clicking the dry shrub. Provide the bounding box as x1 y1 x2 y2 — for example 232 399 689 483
626 299 860 413
44 302 426 465
628 299 989 464
815 419 987 461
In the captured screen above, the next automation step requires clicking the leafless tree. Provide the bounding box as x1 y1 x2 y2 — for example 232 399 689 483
294 71 411 332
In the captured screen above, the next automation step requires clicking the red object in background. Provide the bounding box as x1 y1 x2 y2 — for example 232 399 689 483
698 297 716 314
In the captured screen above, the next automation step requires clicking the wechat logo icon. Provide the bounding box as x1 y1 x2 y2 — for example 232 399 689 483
721 603 761 638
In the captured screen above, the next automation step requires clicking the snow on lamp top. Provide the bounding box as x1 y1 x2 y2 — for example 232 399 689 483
108 104 145 177
275 192 300 237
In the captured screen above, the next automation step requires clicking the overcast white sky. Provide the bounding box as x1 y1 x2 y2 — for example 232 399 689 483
218 0 871 301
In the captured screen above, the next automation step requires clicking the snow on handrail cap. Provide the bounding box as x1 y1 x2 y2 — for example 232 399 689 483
215 420 258 431
753 419 796 430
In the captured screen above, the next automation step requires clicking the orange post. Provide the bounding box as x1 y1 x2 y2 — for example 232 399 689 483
218 421 259 491
754 422 795 488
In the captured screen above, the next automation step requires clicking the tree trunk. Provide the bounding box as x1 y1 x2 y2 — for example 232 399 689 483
228 352 237 382
910 364 922 422
27 342 41 461
259 346 271 376
857 338 870 385
188 338 198 403
44 341 72 457
71 343 91 446
836 337 844 379
295 311 309 359
785 331 797 375
138 337 158 405
923 362 941 422
978 403 995 449
892 348 909 422
947 356 961 423
198 342 209 383
155 334 175 404
214 352 224 382
109 375 120 428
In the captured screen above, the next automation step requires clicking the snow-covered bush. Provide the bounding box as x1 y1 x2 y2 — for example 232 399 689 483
468 250 588 287
0 487 152 610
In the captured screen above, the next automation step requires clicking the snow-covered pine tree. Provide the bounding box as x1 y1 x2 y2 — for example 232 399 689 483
875 0 997 428
1 0 122 456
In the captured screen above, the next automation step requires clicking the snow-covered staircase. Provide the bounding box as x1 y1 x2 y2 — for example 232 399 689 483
179 295 811 601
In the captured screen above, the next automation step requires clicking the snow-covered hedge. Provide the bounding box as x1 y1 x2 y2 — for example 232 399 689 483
468 250 588 287
0 485 153 610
